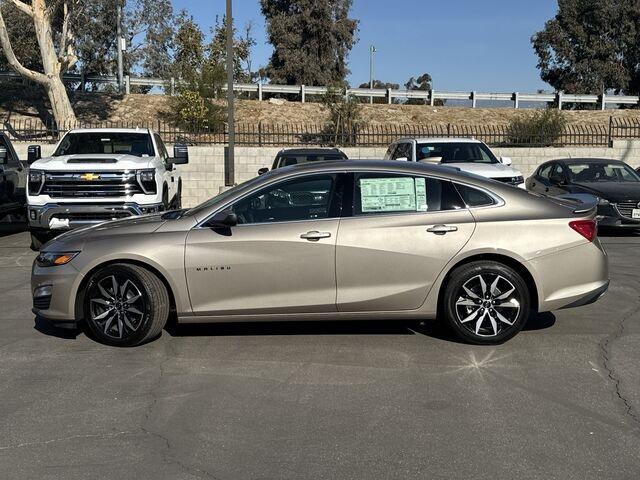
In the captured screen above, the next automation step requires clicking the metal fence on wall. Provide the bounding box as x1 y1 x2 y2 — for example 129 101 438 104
3 118 640 148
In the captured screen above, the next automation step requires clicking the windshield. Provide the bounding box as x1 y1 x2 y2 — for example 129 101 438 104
567 162 640 183
275 153 346 168
416 142 499 164
54 132 155 157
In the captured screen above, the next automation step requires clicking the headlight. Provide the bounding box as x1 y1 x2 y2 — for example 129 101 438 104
36 251 79 267
598 198 610 206
512 176 524 184
137 169 157 194
28 170 44 195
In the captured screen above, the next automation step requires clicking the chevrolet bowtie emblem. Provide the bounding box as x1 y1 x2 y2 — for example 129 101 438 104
81 173 100 181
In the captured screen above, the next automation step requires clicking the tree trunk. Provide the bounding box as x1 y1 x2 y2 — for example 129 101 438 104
46 78 76 129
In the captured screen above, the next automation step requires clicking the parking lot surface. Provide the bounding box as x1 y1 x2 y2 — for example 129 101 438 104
0 228 639 480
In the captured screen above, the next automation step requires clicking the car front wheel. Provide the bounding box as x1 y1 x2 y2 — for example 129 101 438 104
443 261 530 344
83 263 169 346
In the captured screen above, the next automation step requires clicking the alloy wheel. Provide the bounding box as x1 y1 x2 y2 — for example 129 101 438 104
88 275 146 340
454 274 521 338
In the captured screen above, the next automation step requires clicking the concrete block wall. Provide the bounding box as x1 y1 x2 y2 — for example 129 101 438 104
12 141 640 208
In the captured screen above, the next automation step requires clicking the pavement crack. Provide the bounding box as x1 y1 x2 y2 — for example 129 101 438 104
599 300 640 428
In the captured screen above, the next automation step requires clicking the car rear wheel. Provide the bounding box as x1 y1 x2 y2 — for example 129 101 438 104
443 261 530 345
83 263 169 347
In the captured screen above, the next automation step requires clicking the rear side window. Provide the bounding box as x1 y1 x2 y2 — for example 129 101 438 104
455 184 496 207
354 173 464 215
537 164 554 180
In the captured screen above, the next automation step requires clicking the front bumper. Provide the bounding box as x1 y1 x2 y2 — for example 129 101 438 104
28 202 163 230
31 258 84 322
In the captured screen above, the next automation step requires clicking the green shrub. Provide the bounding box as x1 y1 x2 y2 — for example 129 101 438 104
506 109 567 146
320 86 363 146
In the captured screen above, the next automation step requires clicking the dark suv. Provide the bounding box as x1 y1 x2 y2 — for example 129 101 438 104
258 148 348 175
0 132 27 223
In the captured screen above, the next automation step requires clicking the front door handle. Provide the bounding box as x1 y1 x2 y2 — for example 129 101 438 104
427 225 458 235
300 231 332 241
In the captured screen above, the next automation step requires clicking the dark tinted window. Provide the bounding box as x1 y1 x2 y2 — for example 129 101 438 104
231 174 336 224
354 173 464 215
275 152 346 168
54 132 155 157
537 164 554 180
455 184 496 207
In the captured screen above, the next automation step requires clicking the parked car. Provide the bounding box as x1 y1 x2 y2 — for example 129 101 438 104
384 138 525 188
0 132 27 223
257 147 348 175
526 158 640 229
32 160 608 347
26 128 188 249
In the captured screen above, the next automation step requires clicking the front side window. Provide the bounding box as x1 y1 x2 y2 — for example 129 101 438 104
53 132 155 157
416 142 498 164
537 164 554 180
231 174 337 224
354 173 464 215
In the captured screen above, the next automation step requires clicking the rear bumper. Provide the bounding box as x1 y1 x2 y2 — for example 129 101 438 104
28 202 162 230
527 241 609 312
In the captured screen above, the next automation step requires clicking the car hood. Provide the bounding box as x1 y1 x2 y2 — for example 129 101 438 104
571 182 640 202
43 213 167 251
31 154 157 171
445 162 522 178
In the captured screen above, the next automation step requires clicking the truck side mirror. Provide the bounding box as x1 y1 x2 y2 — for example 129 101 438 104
27 145 41 164
500 156 513 166
170 144 189 165
0 147 7 164
258 167 269 175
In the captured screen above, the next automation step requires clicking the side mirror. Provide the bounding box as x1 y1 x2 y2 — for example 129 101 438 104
27 145 41 164
258 167 269 175
206 210 238 228
0 147 7 164
500 156 513 166
170 144 189 165
395 157 409 162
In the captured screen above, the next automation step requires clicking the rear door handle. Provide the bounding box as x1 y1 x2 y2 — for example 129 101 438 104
427 225 458 235
300 231 332 241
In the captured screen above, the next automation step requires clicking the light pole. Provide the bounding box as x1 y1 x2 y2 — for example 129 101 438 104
116 1 124 93
369 45 376 104
225 0 235 186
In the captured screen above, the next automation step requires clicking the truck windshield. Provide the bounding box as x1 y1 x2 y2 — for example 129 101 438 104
416 142 499 164
53 132 155 157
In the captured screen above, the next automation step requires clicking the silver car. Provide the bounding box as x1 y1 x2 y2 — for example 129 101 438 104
32 160 609 346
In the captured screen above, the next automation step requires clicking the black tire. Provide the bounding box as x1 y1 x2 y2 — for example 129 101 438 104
173 182 182 209
162 186 169 211
443 261 530 345
30 230 51 251
83 263 169 347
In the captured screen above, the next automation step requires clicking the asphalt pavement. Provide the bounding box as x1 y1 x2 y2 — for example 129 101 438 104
0 226 639 480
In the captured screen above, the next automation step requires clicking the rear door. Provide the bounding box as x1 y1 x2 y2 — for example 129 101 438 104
336 172 475 312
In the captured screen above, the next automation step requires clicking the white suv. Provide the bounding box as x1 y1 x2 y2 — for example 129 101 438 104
26 128 188 249
384 138 525 188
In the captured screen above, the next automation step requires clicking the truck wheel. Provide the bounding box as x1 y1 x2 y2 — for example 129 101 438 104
83 263 169 347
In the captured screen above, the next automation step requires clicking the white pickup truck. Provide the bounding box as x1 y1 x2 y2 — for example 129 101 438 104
26 128 188 249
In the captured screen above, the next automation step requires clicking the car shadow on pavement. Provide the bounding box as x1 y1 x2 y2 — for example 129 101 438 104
598 227 640 238
0 222 27 238
33 316 80 340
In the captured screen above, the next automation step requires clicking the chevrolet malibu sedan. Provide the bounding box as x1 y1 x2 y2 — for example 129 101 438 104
32 160 609 347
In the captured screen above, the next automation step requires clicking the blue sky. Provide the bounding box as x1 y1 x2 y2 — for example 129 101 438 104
172 0 559 92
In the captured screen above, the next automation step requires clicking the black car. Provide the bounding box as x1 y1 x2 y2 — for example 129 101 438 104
0 132 27 223
526 158 640 228
257 148 348 175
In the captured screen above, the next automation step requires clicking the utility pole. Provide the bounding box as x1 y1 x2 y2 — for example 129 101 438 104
116 1 124 93
369 45 376 104
225 0 235 186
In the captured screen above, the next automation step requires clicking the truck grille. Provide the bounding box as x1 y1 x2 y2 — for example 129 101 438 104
42 171 143 198
615 201 640 219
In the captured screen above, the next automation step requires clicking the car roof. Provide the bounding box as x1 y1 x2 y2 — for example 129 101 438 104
66 128 153 134
278 148 346 156
394 137 481 144
554 158 627 165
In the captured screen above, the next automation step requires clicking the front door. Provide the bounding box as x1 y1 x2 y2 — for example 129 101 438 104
336 172 475 312
185 173 344 316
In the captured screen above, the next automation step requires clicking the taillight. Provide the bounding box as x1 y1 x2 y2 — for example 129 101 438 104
570 220 597 242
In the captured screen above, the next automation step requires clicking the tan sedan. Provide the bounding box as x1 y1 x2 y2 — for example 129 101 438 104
32 160 609 346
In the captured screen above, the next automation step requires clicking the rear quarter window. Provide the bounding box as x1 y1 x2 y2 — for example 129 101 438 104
455 184 496 207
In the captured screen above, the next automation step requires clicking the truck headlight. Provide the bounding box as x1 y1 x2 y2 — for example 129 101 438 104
137 169 157 194
36 251 79 267
598 198 610 206
28 170 44 195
